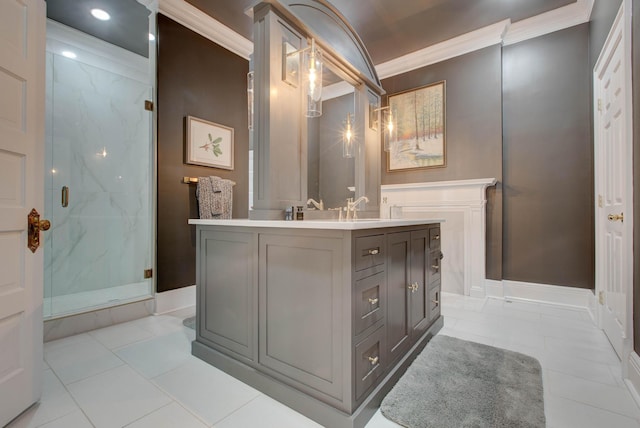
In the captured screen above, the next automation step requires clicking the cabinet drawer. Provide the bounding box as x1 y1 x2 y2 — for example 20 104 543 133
429 286 441 322
354 272 385 336
429 227 441 250
428 250 443 285
355 235 385 272
355 326 386 400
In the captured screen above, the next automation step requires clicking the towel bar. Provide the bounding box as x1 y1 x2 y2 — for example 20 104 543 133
183 177 199 184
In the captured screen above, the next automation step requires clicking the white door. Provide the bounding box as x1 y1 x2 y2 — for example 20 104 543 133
0 0 46 425
594 1 633 361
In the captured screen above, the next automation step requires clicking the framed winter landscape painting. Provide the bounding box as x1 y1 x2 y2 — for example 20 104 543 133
186 116 234 170
387 81 446 171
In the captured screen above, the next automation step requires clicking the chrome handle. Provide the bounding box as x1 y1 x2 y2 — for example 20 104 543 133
608 213 624 222
367 248 380 255
368 297 379 305
61 186 69 208
368 355 379 365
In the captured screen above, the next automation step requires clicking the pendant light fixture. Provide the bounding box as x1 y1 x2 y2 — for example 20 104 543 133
343 113 354 158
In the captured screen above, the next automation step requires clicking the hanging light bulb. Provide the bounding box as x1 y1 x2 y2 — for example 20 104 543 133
383 108 397 152
343 113 354 158
304 39 323 117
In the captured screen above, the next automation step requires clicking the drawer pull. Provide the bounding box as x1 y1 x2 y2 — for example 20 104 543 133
367 248 380 255
368 355 379 365
408 282 419 293
431 265 439 272
432 299 439 305
433 235 440 240
368 297 379 305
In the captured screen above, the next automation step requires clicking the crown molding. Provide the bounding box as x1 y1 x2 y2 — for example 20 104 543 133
375 19 510 80
503 0 594 46
158 0 253 60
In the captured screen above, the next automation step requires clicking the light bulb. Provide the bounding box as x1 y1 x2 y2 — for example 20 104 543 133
91 8 111 21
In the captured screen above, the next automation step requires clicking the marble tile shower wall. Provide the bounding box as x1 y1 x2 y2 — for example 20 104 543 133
44 52 152 302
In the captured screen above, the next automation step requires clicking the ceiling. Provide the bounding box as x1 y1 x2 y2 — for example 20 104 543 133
186 0 576 64
45 0 577 64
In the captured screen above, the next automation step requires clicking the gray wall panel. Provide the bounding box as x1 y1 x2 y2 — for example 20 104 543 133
156 14 249 292
502 24 593 289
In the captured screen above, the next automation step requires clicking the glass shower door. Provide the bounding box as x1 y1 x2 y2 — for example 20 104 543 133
44 45 153 318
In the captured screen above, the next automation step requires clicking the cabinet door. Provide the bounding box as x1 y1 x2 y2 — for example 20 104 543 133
198 230 256 361
386 232 411 363
258 233 344 401
410 229 429 337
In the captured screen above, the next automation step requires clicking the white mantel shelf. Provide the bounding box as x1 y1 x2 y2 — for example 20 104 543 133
381 178 497 298
189 218 443 230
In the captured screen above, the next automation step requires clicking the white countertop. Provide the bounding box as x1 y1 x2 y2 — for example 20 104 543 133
188 218 443 230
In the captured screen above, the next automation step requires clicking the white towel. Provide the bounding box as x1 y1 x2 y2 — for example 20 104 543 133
196 176 235 219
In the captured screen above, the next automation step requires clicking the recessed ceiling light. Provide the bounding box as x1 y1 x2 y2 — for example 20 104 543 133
90 8 110 21
61 50 76 59
148 33 156 41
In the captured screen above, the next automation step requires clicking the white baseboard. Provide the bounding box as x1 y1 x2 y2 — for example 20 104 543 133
625 352 640 409
484 279 594 309
154 285 196 314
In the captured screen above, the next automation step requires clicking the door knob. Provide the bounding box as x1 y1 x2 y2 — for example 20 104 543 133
608 213 624 222
27 208 50 253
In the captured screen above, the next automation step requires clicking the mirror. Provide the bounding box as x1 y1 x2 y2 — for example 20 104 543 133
307 64 355 211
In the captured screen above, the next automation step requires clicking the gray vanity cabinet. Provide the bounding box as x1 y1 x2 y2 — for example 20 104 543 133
192 222 443 428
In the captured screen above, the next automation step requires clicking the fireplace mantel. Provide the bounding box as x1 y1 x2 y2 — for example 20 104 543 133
381 178 497 297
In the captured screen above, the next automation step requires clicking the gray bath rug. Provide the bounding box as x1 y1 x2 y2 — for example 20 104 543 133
183 316 196 330
381 335 545 428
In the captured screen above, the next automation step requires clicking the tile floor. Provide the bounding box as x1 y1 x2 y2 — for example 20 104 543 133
7 293 640 428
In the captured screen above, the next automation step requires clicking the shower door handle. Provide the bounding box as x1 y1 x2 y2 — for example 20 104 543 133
61 186 69 207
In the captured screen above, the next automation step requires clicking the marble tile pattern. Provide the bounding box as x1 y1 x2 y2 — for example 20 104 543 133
44 52 153 315
9 294 640 428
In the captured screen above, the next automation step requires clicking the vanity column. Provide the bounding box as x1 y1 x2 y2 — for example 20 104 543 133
250 4 308 220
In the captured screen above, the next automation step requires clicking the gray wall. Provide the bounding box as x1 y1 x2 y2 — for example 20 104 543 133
502 24 592 289
381 45 504 280
156 14 249 292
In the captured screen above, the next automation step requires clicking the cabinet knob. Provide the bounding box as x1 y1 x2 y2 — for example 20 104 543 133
368 297 379 305
431 299 439 305
367 248 380 255
431 265 439 272
433 235 440 240
407 282 419 292
368 355 379 366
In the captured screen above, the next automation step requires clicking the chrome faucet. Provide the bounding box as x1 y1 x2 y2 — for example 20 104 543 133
306 198 324 210
346 196 369 220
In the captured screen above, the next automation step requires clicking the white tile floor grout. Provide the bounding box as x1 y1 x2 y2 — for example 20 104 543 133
7 294 640 428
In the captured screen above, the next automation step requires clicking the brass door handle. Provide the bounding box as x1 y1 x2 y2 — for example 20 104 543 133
608 213 624 222
28 208 51 253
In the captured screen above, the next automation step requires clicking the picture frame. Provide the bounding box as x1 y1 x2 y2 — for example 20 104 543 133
186 116 234 170
387 81 446 171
